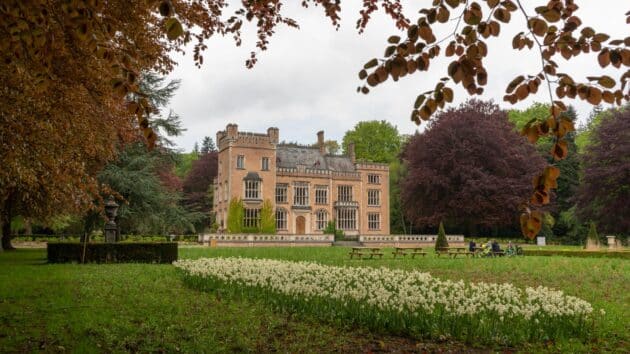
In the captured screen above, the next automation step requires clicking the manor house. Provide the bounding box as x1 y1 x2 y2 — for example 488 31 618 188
213 124 390 236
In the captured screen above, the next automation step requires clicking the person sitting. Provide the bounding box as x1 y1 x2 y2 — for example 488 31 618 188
506 241 515 256
482 240 492 257
491 240 501 254
469 240 477 253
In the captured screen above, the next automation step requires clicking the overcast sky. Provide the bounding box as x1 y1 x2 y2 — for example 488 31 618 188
166 1 628 152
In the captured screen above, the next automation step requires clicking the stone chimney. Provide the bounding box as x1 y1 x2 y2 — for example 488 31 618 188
348 142 356 163
317 130 325 154
226 123 238 139
267 127 279 144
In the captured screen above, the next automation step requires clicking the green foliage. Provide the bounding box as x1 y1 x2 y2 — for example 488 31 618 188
587 221 600 246
554 206 588 245
539 213 555 238
323 220 344 240
259 200 276 234
389 159 410 234
47 242 178 263
227 198 244 234
509 104 582 238
201 136 216 153
98 143 200 235
342 120 402 163
434 222 449 250
311 140 340 154
323 221 336 234
575 105 605 154
175 152 199 178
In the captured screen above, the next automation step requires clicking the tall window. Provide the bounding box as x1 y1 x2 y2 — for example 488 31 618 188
223 181 228 201
336 208 356 230
294 183 309 206
245 180 260 199
337 185 352 202
276 184 288 204
276 208 287 230
316 209 328 230
367 189 380 206
262 157 269 170
237 155 245 169
243 208 260 229
368 174 381 184
368 213 380 230
315 185 328 204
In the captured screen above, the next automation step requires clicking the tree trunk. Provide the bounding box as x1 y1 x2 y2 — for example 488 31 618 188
1 198 15 251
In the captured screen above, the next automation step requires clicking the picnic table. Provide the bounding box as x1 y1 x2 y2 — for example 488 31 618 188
392 247 427 259
349 247 384 259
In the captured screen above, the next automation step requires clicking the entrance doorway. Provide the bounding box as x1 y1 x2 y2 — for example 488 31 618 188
296 216 305 235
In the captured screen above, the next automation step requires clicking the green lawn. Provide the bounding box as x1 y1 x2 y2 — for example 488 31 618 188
1 247 628 353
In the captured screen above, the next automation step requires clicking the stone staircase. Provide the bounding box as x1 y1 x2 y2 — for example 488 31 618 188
332 240 362 247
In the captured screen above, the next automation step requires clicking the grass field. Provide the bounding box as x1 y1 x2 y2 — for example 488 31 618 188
0 247 628 353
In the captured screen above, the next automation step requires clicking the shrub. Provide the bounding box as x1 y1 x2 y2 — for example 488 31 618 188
323 220 344 240
227 198 244 233
259 199 276 234
524 250 629 259
435 221 449 250
47 242 178 263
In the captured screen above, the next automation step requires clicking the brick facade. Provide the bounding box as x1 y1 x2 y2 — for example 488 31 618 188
213 124 390 236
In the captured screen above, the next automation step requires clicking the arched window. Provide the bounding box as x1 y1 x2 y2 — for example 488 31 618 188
316 209 328 231
276 208 287 230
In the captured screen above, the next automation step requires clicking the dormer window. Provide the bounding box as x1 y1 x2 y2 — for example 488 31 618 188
244 172 261 200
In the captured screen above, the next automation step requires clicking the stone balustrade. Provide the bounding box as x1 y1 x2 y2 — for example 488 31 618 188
199 233 334 247
360 234 465 247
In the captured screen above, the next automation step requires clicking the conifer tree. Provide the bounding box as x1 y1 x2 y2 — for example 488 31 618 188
435 221 449 251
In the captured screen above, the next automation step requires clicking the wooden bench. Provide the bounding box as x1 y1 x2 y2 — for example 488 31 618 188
349 247 383 259
492 251 505 257
393 247 427 259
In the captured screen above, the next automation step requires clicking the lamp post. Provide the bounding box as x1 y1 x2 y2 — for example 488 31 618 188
104 196 119 243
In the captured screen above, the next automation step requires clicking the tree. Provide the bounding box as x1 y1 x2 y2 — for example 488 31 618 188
576 108 630 235
434 221 449 250
342 120 402 163
97 143 199 235
401 100 546 235
509 104 581 237
201 136 216 154
311 140 340 155
182 152 218 232
357 1 630 239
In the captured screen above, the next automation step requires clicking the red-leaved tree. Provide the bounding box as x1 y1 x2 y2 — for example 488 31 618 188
576 108 630 234
401 100 546 235
182 152 218 229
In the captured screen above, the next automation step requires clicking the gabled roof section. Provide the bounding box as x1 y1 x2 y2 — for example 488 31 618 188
276 146 355 172
243 172 262 181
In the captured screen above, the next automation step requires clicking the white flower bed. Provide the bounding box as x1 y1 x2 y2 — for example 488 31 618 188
175 257 594 343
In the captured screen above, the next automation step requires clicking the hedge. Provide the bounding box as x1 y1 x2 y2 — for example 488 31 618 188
47 242 178 264
524 249 630 259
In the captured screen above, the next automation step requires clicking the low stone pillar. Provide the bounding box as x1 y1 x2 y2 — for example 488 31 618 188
606 235 616 249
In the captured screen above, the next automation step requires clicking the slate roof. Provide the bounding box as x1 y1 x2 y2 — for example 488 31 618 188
276 146 355 172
